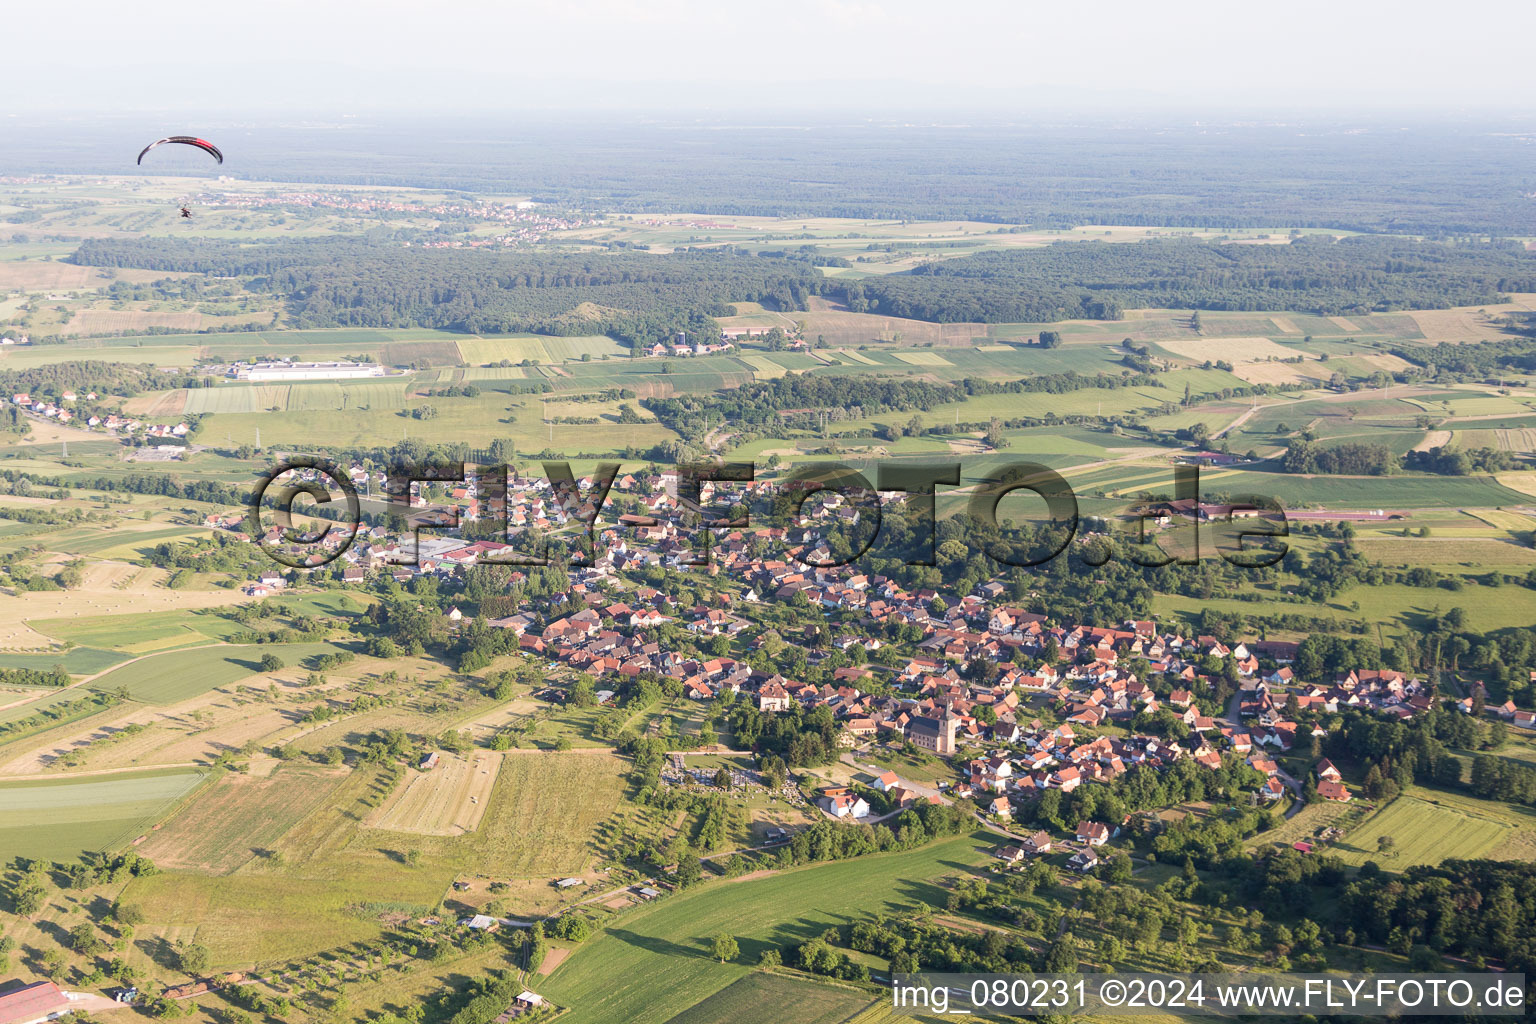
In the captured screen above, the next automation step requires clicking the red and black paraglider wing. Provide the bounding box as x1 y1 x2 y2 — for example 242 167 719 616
137 136 224 166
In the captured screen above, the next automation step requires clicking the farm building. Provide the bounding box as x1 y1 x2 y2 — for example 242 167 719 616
460 915 500 932
0 981 78 1024
556 877 586 889
419 751 440 771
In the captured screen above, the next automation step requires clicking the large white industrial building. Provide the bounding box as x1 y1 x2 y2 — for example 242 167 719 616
231 361 386 381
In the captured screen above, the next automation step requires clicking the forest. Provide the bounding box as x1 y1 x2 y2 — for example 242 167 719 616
842 236 1536 322
68 240 827 345
67 234 1536 340
644 374 960 441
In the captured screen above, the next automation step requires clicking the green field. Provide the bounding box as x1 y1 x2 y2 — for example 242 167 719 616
30 608 247 651
661 972 873 1024
87 640 352 703
42 525 207 559
1326 793 1516 869
0 686 92 724
541 832 997 1024
182 380 410 415
0 768 207 861
199 392 678 450
1158 580 1536 636
0 647 127 674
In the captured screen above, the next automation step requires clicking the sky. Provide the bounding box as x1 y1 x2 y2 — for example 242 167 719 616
10 0 1535 117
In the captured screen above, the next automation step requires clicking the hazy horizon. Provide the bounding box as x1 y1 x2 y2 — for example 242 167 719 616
12 0 1536 117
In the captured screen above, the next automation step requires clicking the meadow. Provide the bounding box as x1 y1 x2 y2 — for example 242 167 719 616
1157 579 1536 636
0 647 126 674
29 607 247 651
196 392 678 450
1324 793 1515 869
660 972 874 1024
137 764 350 874
122 750 629 966
87 640 353 704
540 832 997 1024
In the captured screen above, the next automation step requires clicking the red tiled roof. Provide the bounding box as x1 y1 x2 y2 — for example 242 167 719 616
0 982 69 1024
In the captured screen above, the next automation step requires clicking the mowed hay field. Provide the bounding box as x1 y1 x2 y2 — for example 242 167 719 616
367 751 500 836
138 765 350 873
121 753 630 966
66 309 206 336
0 768 207 862
660 973 873 1024
1156 335 1324 384
0 584 252 654
1326 792 1521 869
386 748 628 877
455 334 625 365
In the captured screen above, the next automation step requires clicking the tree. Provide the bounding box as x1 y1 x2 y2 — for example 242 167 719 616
259 653 285 673
69 921 104 956
569 673 596 707
113 902 146 927
710 933 740 963
1043 937 1078 973
713 766 733 791
175 940 211 974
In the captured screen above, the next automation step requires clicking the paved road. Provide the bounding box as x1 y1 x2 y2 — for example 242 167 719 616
1220 687 1304 817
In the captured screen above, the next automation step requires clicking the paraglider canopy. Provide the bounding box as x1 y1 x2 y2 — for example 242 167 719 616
137 136 223 166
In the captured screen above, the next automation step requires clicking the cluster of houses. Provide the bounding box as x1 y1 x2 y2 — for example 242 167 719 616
8 390 193 441
996 820 1115 873
1238 668 1434 725
10 390 94 424
209 467 1463 816
211 188 595 247
641 335 736 359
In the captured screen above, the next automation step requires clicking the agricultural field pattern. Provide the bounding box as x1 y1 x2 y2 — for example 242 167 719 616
2 122 1536 1024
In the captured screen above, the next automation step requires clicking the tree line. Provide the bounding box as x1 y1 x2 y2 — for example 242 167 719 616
836 236 1536 323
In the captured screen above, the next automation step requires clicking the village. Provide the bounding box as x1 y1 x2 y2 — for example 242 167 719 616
215 459 1482 877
